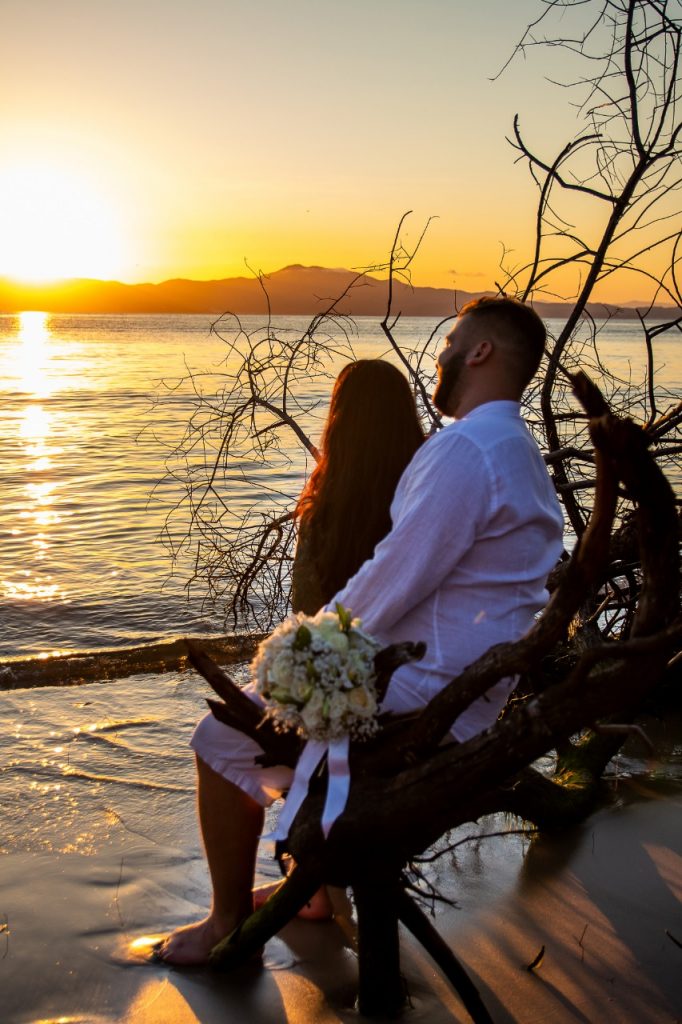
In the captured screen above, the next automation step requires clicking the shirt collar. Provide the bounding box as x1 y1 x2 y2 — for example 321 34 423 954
459 400 521 421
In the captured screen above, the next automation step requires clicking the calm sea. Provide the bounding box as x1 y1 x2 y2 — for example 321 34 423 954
1 311 679 672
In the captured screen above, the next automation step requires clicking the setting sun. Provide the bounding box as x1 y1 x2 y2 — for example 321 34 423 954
0 163 128 283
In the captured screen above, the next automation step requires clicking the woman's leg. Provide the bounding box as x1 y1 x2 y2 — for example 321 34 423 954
253 864 334 920
157 754 264 965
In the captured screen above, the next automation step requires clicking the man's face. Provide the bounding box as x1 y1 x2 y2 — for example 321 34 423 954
433 316 474 416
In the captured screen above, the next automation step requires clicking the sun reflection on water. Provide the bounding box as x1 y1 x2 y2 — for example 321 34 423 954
2 311 64 603
16 310 52 397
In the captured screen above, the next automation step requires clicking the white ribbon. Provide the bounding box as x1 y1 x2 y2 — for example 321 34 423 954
322 735 351 838
264 734 351 842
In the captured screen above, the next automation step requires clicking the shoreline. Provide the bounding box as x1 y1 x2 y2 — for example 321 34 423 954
2 783 680 1023
2 668 681 1022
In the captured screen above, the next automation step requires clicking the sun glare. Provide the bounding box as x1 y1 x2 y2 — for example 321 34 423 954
0 163 128 282
16 311 51 396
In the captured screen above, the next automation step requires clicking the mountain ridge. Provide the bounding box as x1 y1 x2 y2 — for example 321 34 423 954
0 265 675 320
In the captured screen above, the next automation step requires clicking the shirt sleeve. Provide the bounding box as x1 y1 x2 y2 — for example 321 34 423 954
328 431 493 635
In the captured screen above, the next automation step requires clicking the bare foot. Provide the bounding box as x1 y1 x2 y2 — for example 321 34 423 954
154 913 233 966
297 886 334 920
252 879 286 909
252 880 334 920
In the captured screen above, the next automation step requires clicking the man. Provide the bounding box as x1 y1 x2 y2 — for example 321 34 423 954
158 296 564 965
331 296 564 740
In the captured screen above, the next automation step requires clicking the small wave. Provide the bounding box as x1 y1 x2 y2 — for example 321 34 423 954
60 767 194 793
77 718 158 734
1 764 66 782
0 634 261 690
29 1017 114 1024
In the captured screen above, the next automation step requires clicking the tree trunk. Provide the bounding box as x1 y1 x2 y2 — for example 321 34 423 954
354 875 406 1018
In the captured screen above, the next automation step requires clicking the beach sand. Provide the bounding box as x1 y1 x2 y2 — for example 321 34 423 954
2 668 681 1023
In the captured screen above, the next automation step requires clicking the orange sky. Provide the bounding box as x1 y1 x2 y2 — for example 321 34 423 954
0 0 676 303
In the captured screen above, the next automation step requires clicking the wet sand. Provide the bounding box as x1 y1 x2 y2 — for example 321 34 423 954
2 670 681 1023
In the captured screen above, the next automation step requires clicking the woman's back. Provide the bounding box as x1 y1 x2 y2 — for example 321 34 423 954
292 359 424 613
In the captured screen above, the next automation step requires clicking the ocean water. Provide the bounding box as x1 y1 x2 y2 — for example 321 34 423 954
1 310 679 672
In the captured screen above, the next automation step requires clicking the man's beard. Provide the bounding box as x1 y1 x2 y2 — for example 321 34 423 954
433 351 466 416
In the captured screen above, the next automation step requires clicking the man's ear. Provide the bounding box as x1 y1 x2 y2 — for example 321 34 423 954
464 339 493 366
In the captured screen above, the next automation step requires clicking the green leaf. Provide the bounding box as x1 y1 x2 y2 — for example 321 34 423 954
271 687 302 706
293 624 312 650
335 602 352 633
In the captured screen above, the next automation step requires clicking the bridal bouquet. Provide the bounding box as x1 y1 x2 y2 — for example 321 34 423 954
252 604 380 742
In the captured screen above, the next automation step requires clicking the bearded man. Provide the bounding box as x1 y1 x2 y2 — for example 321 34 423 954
331 296 565 739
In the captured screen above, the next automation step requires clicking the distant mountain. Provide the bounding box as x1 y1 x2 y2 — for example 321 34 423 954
0 265 675 319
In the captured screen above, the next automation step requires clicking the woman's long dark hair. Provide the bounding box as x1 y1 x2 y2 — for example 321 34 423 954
296 359 424 601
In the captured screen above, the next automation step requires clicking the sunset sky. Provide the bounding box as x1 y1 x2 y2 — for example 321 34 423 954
0 0 667 301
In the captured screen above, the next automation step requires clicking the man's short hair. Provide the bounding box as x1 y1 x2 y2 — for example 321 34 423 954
459 296 546 390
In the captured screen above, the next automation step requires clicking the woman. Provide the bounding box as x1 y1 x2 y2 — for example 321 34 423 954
258 359 424 919
292 358 425 614
158 359 423 964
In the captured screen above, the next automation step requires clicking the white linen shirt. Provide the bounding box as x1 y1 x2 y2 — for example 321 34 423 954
330 400 565 741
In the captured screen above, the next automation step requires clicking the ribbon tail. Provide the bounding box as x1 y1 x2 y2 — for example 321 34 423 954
321 734 351 839
263 739 326 842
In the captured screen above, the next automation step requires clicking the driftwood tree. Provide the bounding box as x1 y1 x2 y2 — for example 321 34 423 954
187 372 679 1020
157 280 358 631
157 238 446 633
497 0 682 602
157 1 682 1016
160 0 681 642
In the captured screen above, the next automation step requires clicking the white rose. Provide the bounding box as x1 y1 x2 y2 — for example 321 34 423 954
328 690 349 720
312 609 337 624
289 673 314 704
269 651 293 688
312 611 346 639
301 688 325 731
325 631 349 655
348 686 377 717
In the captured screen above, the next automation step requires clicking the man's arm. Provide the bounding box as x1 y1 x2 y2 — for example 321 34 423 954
329 432 491 635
